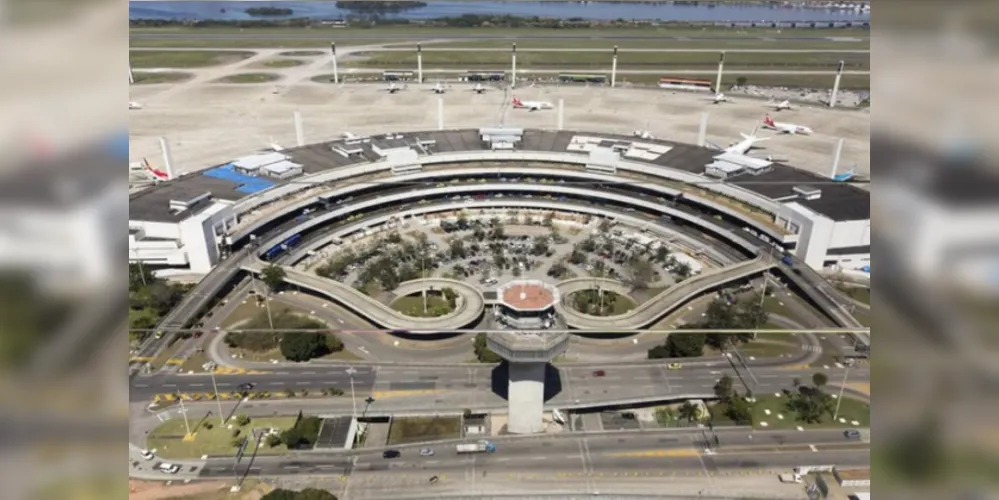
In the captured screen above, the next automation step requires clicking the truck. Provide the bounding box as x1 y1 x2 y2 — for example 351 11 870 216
456 440 496 454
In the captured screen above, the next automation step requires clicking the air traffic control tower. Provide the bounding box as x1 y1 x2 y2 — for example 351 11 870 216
487 281 569 434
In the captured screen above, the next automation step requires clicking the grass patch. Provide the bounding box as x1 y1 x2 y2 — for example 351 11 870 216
390 291 456 318
147 416 297 459
178 349 210 373
387 416 461 445
280 50 326 57
129 50 254 68
837 285 871 305
262 59 305 68
561 71 871 90
214 72 281 83
346 50 868 71
568 289 637 316
737 330 802 358
749 393 870 430
130 37 411 49
130 71 194 84
311 74 342 84
148 337 184 371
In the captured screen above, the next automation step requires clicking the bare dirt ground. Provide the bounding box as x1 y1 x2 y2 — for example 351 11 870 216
129 48 870 180
129 479 269 500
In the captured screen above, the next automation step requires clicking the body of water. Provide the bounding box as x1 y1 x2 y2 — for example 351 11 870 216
129 1 871 23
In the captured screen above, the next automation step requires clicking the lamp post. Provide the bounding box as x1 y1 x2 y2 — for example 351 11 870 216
208 362 225 426
177 391 192 437
345 367 358 420
832 361 853 422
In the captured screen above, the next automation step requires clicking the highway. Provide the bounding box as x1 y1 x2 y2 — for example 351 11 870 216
129 358 870 405
195 429 868 500
128 46 869 54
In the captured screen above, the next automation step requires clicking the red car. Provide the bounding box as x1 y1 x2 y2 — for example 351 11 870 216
592 370 606 377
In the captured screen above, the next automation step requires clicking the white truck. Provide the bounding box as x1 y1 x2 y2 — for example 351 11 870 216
456 440 496 454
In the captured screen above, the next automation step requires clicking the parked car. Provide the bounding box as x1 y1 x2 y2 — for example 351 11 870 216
419 448 435 457
139 449 155 461
844 429 861 440
157 463 181 474
383 450 401 459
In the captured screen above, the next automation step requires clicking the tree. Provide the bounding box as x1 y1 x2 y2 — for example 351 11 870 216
678 401 700 423
627 258 653 289
265 433 283 448
713 375 735 401
812 372 828 389
449 239 466 259
473 333 502 363
261 264 287 291
725 396 753 425
792 377 801 389
735 76 748 87
128 262 156 290
598 218 611 233
326 334 344 353
647 344 670 359
235 414 251 426
672 261 693 281
280 333 330 362
297 489 338 500
663 332 705 358
261 489 299 500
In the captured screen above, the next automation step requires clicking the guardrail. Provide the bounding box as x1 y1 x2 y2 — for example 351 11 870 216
556 257 773 329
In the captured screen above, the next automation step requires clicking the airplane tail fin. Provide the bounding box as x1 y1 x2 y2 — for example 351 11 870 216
763 114 775 127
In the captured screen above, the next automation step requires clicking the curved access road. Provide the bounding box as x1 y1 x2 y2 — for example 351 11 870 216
241 258 485 331
556 257 775 330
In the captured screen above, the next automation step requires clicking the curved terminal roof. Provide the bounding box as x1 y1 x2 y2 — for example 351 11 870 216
129 128 870 224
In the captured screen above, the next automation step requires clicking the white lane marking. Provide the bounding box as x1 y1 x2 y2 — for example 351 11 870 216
809 444 818 452
163 384 176 387
295 382 311 386
302 372 316 375
190 383 204 387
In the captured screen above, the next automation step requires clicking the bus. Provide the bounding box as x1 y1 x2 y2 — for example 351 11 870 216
658 77 713 92
263 233 302 260
462 72 506 82
558 73 608 84
383 70 415 82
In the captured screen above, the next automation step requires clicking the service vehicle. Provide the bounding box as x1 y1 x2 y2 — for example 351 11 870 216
456 440 496 454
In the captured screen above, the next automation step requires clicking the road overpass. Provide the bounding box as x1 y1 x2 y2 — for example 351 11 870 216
556 257 775 330
241 258 486 332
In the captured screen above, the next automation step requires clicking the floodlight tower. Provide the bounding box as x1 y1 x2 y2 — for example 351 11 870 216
330 42 339 84
715 51 726 94
511 43 517 86
830 60 845 108
488 280 569 434
417 43 424 83
611 46 619 87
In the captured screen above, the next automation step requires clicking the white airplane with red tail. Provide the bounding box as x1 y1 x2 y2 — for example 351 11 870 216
512 97 553 111
762 114 813 135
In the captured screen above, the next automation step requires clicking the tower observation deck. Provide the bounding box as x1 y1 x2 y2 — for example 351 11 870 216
487 280 569 434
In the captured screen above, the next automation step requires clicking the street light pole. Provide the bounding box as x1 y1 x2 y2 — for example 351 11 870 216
832 362 852 422
177 391 192 437
210 363 225 426
345 367 358 420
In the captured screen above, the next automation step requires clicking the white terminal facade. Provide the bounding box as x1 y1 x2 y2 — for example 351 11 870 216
128 126 871 275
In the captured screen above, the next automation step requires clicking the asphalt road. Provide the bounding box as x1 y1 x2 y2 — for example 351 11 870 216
199 428 869 480
129 361 871 405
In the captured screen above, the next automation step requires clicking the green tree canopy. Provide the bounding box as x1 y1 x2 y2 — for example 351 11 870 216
281 332 331 362
261 264 287 291
474 333 502 363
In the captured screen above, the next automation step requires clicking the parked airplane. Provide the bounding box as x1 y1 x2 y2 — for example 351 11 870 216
763 114 814 135
432 82 447 94
512 97 553 111
833 170 857 182
129 101 142 110
134 158 169 180
471 83 487 94
384 83 406 94
633 129 654 140
706 123 770 155
768 99 793 111
712 93 732 104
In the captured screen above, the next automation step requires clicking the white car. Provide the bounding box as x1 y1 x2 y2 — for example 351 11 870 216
139 449 155 461
157 463 181 474
419 448 435 457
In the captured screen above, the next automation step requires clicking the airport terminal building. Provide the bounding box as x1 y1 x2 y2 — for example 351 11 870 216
128 128 871 275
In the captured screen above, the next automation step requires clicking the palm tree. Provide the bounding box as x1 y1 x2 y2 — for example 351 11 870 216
792 377 801 389
678 401 700 424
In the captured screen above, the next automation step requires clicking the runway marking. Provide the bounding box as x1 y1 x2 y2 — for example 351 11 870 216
607 448 699 458
371 389 442 399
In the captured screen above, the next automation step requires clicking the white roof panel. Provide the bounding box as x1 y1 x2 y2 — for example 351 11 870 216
262 161 302 175
707 161 743 173
232 152 288 170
